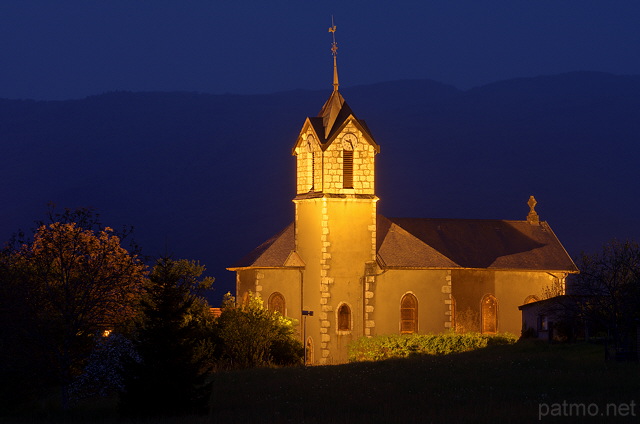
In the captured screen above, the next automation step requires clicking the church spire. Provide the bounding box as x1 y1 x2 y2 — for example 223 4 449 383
329 16 339 92
319 17 346 138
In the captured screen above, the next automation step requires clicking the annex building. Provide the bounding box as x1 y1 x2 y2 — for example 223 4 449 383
228 37 578 364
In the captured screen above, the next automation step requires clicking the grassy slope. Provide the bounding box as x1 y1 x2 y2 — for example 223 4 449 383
5 341 638 423
210 341 639 424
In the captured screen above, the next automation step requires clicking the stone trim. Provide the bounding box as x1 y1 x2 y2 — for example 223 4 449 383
255 271 265 297
443 270 452 329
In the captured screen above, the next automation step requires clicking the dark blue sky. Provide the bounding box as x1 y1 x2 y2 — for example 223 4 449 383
3 1 640 100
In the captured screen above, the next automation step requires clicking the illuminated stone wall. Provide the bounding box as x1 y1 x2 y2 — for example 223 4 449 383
321 122 376 195
294 121 376 196
295 131 320 194
374 269 451 335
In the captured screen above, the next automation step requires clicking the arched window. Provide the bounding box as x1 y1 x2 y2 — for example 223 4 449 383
523 295 539 305
305 337 314 365
400 293 418 334
337 303 351 331
481 294 498 334
268 292 286 315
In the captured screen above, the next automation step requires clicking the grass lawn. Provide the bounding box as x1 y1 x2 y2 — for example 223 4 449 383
4 340 639 423
210 340 639 423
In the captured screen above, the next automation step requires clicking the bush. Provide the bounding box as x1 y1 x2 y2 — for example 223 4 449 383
216 292 303 369
348 332 517 362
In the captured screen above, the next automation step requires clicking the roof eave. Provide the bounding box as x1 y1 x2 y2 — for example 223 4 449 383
227 266 304 272
324 114 380 153
378 265 579 273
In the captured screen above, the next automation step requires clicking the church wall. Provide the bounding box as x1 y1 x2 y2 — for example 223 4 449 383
322 124 376 195
325 198 377 274
235 269 257 304
452 269 559 335
374 269 450 335
256 269 302 321
294 199 324 362
296 150 313 194
312 198 376 364
494 271 557 335
451 270 496 332
295 130 321 194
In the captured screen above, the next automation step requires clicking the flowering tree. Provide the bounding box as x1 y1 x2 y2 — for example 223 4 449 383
0 209 147 410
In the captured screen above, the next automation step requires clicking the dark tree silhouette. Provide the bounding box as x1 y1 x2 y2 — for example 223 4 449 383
0 207 146 411
119 257 215 418
573 240 640 354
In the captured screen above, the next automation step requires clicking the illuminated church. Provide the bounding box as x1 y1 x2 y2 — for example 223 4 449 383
228 31 577 364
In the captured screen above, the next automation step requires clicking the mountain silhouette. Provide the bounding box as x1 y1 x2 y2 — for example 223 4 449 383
2 72 639 304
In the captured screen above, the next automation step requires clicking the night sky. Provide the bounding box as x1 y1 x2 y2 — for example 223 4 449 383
3 1 640 100
3 1 640 301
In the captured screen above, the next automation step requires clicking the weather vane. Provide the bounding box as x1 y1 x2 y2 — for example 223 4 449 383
329 16 339 91
329 16 337 57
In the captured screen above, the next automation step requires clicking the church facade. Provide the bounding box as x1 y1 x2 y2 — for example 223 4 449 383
228 45 577 365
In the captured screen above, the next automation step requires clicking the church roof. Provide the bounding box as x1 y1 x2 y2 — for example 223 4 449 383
318 89 349 139
296 95 378 151
377 216 578 272
228 223 297 269
228 215 578 273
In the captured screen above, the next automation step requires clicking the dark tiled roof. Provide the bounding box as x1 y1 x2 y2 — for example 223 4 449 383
518 295 595 310
230 215 577 273
308 117 327 144
377 216 578 272
228 223 295 269
324 98 355 140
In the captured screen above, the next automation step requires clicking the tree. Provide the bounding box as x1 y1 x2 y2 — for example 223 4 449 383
0 207 147 411
573 240 640 352
119 257 215 418
216 292 303 369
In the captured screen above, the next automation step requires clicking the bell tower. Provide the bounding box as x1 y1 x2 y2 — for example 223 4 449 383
291 22 380 363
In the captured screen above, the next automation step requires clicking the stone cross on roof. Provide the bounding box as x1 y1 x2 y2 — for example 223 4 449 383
527 195 540 224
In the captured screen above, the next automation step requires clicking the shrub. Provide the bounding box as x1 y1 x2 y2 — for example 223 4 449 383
348 332 517 362
216 292 303 369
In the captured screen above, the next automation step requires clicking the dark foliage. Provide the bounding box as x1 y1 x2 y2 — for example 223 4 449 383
572 239 640 353
119 257 215 418
216 292 303 370
0 207 146 412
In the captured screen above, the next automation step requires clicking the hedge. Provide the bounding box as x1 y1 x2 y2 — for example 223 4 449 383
348 332 517 362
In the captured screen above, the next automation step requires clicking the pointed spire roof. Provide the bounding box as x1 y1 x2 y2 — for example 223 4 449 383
318 89 348 139
319 18 345 139
293 20 379 153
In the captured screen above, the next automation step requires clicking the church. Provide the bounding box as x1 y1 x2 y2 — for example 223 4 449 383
228 32 578 365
